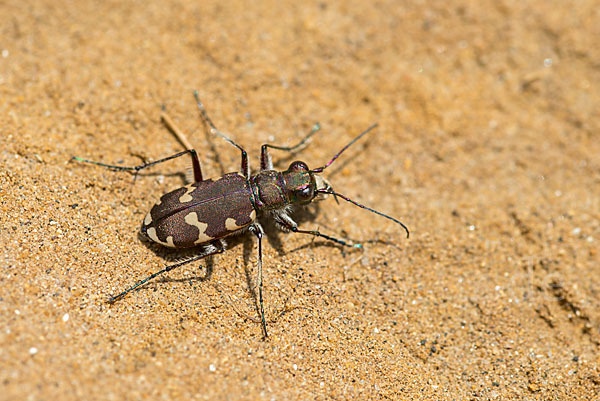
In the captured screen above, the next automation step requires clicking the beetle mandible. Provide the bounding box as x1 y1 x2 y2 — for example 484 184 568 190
73 91 409 338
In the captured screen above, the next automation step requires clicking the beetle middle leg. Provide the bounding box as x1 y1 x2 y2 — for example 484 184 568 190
72 148 203 183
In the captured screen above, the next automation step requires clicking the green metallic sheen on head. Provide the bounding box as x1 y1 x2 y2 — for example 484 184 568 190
282 161 317 204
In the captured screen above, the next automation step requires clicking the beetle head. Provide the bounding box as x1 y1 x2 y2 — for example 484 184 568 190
289 123 410 238
282 161 318 204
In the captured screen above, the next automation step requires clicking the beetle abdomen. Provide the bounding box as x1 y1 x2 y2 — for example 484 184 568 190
142 173 256 248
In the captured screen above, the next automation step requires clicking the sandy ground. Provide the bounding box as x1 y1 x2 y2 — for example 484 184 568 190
1 0 599 400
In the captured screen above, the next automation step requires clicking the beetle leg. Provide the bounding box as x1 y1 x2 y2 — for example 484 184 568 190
260 123 321 170
107 240 225 303
291 227 362 248
248 223 268 339
273 211 361 249
72 149 203 183
193 91 250 179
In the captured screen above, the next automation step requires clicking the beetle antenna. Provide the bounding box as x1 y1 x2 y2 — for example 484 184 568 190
311 123 378 173
316 189 410 238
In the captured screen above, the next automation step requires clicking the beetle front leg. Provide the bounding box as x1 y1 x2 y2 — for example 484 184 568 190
273 212 362 249
72 148 203 183
260 123 321 170
248 223 268 339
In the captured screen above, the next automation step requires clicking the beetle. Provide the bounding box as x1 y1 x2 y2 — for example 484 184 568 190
73 91 409 338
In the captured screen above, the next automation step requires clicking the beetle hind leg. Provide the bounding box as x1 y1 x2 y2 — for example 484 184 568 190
107 239 225 303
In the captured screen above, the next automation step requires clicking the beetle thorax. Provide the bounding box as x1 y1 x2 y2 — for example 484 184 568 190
250 170 288 211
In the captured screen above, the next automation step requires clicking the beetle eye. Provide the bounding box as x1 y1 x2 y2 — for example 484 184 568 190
295 186 314 202
289 161 309 172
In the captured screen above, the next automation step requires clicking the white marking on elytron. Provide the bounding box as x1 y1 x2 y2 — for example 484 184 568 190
144 212 152 226
179 185 195 203
146 227 175 247
249 210 256 221
225 218 244 231
184 212 212 244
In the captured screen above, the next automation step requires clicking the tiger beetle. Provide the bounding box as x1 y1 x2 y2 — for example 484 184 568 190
73 91 409 338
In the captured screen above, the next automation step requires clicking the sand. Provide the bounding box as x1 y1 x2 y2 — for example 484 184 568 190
1 0 598 399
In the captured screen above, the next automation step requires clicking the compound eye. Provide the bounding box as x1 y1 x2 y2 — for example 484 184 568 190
295 185 314 202
289 161 309 172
